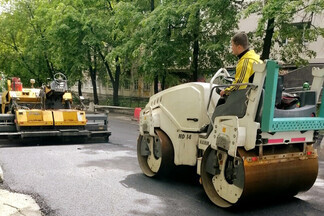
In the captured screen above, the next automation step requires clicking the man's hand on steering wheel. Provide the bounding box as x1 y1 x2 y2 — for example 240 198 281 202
220 90 225 97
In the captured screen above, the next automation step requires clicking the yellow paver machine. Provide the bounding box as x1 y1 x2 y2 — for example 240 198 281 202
138 60 323 207
0 73 110 142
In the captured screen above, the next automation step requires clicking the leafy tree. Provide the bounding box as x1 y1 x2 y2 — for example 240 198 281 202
0 0 56 85
94 1 144 105
137 0 240 91
245 0 324 65
43 0 104 104
0 0 145 105
44 1 86 83
0 0 243 105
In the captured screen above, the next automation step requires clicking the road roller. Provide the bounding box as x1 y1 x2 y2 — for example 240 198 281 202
137 60 324 207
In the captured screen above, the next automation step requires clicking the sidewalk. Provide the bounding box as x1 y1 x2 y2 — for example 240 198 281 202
0 189 42 216
0 166 42 216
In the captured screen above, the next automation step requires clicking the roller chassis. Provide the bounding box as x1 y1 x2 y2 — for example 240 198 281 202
138 61 324 207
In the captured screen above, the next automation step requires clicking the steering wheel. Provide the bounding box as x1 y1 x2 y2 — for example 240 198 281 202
209 68 232 94
224 76 235 83
54 73 67 84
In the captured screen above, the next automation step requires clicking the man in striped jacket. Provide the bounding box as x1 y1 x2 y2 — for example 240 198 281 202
220 32 262 97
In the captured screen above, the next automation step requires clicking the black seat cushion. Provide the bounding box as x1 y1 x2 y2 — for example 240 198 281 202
213 89 249 119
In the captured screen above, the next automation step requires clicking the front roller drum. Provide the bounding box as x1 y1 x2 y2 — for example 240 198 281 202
137 129 174 177
201 146 318 208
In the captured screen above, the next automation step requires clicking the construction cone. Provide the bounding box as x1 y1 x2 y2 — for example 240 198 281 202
134 107 141 121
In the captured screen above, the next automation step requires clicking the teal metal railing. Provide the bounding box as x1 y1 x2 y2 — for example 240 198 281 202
261 60 324 132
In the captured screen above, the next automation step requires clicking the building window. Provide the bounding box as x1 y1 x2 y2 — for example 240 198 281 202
134 80 138 90
123 80 130 90
143 83 151 91
108 81 113 90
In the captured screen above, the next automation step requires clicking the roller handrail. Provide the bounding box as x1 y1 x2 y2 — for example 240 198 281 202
206 67 257 126
209 68 231 89
206 68 230 127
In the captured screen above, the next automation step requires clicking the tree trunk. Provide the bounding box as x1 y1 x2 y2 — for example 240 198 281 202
78 80 82 96
191 9 200 82
113 56 120 106
89 69 98 105
88 50 99 105
151 0 159 93
161 70 166 90
151 0 158 93
261 18 275 60
192 39 199 82
154 76 159 93
98 48 116 98
44 53 55 78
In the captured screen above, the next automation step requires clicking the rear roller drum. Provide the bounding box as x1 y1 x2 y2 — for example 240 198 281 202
137 129 174 177
201 146 318 208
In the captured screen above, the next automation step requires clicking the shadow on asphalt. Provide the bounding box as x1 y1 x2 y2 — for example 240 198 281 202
77 156 137 172
120 167 217 216
0 137 109 148
120 167 321 216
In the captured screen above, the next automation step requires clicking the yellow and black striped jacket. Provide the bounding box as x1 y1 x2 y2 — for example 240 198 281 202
224 50 262 95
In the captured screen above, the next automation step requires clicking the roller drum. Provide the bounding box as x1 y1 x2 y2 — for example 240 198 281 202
240 148 318 200
137 129 174 177
201 146 318 207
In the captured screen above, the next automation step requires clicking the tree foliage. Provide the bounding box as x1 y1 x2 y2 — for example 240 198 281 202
245 0 324 66
0 0 241 103
0 0 55 85
1 0 322 105
137 0 240 88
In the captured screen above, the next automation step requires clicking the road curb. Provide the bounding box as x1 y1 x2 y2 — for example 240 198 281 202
0 189 42 216
0 165 42 216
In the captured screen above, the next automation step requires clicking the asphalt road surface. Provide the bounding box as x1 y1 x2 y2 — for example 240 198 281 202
0 113 323 216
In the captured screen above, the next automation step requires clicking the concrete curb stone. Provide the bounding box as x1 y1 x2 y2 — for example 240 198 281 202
0 189 42 216
0 165 42 216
